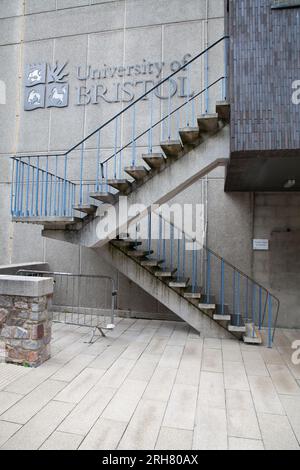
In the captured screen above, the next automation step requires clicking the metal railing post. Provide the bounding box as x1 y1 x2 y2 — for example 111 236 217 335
80 143 84 206
96 130 101 192
35 157 40 216
63 154 68 215
268 294 273 348
220 258 225 315
131 104 136 167
26 157 30 216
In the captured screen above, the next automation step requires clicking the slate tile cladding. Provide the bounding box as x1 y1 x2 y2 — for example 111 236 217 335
228 0 300 154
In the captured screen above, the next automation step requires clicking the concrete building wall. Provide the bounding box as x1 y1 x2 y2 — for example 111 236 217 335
0 0 226 319
0 1 299 328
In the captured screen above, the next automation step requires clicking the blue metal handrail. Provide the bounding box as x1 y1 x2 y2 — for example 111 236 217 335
11 36 229 219
125 213 280 348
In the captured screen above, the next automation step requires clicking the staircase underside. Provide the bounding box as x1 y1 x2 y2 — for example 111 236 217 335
41 125 230 248
98 242 233 339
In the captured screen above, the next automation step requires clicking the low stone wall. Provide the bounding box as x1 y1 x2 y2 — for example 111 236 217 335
0 276 54 367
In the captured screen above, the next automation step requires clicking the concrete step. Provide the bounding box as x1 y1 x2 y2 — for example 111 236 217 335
214 314 231 321
142 153 166 170
140 258 165 267
213 304 231 321
100 243 233 338
183 286 203 299
112 239 142 248
197 113 219 132
228 324 246 333
179 127 200 146
243 323 263 344
125 166 149 181
198 302 216 310
198 294 216 310
160 140 183 158
127 249 154 258
169 277 190 288
89 191 116 204
12 216 81 229
216 101 230 123
43 127 229 248
73 205 97 215
228 314 246 333
107 179 132 193
155 268 177 278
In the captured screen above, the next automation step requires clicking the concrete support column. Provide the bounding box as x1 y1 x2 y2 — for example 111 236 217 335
0 275 54 367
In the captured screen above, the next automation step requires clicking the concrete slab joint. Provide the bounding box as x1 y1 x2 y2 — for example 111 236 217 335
0 275 54 368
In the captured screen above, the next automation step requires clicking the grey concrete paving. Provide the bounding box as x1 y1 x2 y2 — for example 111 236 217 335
0 319 299 450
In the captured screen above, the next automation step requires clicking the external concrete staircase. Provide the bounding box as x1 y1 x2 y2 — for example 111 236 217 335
10 37 279 346
41 102 230 248
99 233 265 344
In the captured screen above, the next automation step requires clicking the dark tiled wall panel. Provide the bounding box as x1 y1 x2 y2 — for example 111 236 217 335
229 0 300 153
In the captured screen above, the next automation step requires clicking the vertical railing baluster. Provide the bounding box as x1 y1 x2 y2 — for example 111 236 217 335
31 165 34 217
162 218 166 269
45 157 49 216
49 174 53 216
114 117 118 179
105 162 108 192
220 258 225 315
245 277 249 322
192 240 197 292
96 130 101 191
224 36 228 101
259 287 262 331
168 79 171 140
185 67 189 127
57 177 61 217
158 213 162 261
268 294 273 348
170 223 174 272
26 157 30 216
131 104 136 167
54 156 58 216
68 181 71 216
182 234 186 280
148 91 154 153
233 270 236 315
14 158 19 216
147 209 152 254
10 159 15 216
35 157 39 216
236 272 240 326
100 162 104 193
206 250 211 303
72 184 76 217
80 143 84 206
40 169 44 217
205 49 209 114
252 284 256 337
177 231 181 282
192 94 196 127
63 153 68 216
20 161 24 216
186 64 191 127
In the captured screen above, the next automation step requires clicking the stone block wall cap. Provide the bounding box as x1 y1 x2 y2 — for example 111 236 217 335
0 276 54 298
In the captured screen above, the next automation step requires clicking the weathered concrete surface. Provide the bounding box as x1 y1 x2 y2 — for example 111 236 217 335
0 262 49 275
0 275 53 298
42 127 230 248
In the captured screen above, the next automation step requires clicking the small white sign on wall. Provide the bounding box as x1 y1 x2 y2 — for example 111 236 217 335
253 239 269 251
